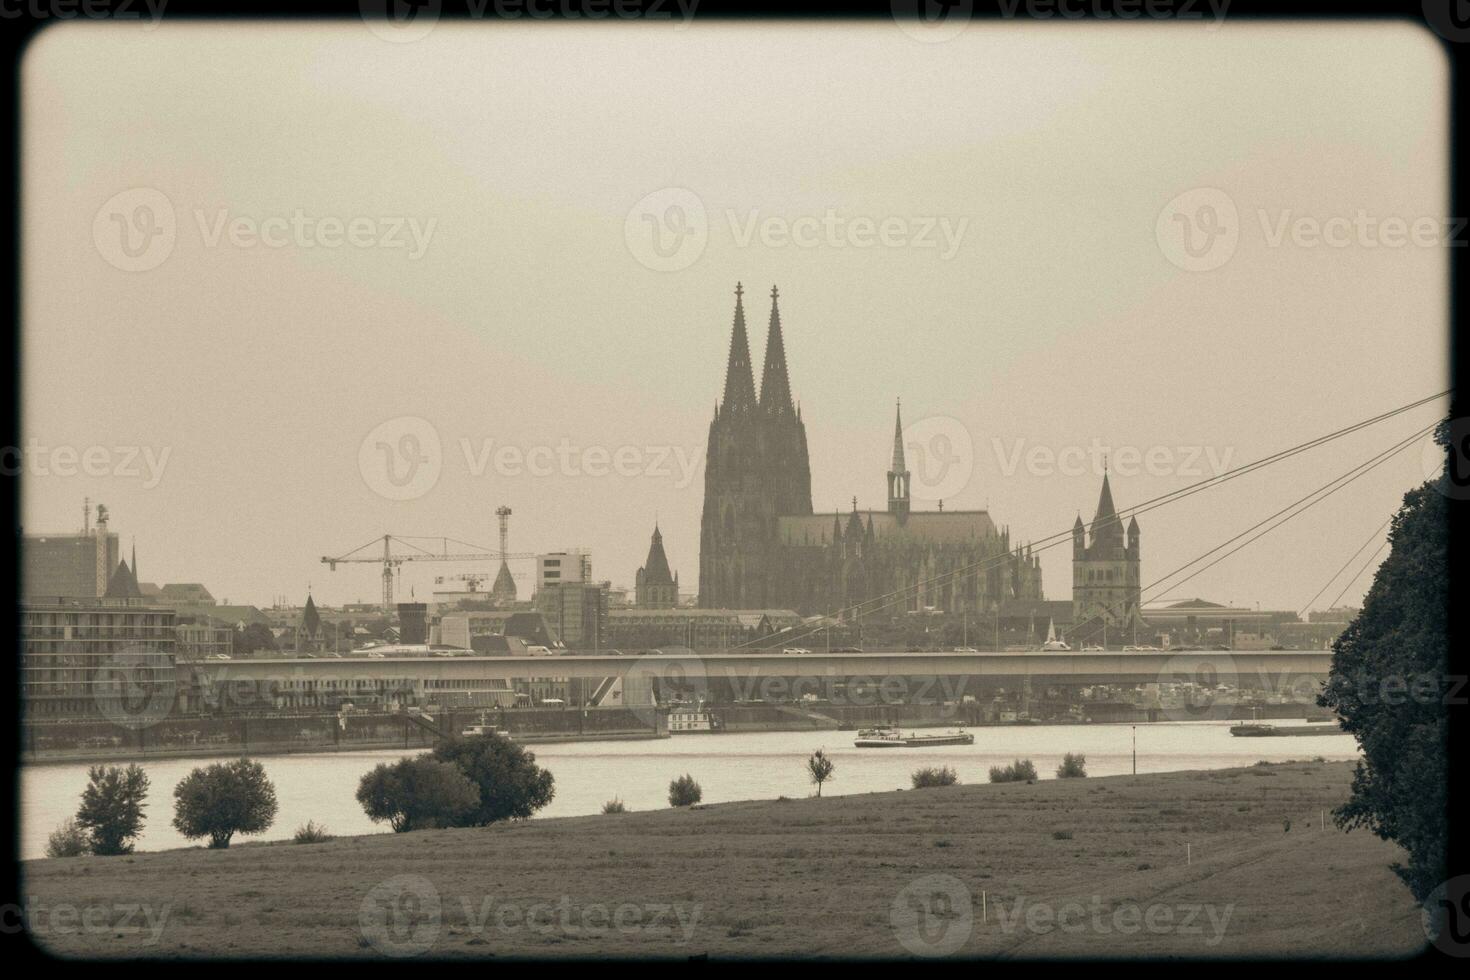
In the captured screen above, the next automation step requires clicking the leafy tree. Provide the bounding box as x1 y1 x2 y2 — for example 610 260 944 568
668 774 702 807
1318 421 1449 901
602 798 626 814
430 732 555 825
357 756 479 832
172 758 278 849
912 766 959 788
46 818 90 858
806 749 835 797
1056 753 1087 778
234 622 278 656
75 764 149 855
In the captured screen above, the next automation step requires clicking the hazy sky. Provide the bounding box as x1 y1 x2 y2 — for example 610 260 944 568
22 20 1449 613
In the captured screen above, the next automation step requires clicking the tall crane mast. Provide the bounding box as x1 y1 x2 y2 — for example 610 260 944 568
321 532 535 612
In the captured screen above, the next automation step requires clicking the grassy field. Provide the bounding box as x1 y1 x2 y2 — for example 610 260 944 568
22 760 1425 959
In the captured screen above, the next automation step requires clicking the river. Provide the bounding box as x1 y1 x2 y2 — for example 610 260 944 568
20 721 1359 860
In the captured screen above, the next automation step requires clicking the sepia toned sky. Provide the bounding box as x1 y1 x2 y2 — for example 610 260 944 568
22 19 1450 613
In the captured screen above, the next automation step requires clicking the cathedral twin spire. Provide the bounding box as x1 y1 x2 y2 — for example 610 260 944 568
720 282 794 416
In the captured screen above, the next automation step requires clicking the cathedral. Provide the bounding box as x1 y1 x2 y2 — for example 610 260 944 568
697 284 1044 617
1070 467 1145 642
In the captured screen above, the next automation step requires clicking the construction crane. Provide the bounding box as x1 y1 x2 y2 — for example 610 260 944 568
321 533 535 612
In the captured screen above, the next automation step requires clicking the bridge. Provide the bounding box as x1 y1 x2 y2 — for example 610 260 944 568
184 649 1331 689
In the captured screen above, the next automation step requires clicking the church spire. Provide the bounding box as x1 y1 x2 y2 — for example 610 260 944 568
721 282 758 413
759 284 794 415
887 398 911 522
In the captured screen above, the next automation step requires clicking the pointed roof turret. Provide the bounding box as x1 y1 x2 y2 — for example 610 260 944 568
721 282 758 413
491 560 517 602
104 558 142 599
639 523 675 586
891 398 907 472
759 284 794 415
301 592 321 636
1094 467 1117 523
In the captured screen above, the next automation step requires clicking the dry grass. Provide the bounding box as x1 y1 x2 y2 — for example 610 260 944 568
21 761 1425 959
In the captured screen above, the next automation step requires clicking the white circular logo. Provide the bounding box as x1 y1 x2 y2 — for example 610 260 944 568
903 415 973 502
1156 187 1239 272
622 650 709 727
891 873 973 957
1422 876 1470 956
1155 651 1238 722
359 874 441 957
359 0 441 43
624 188 708 272
891 0 974 43
93 645 178 730
93 188 176 272
359 416 442 501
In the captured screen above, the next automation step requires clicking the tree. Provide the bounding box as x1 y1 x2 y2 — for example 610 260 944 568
357 756 480 832
912 766 959 788
46 818 90 858
1318 421 1450 901
75 764 149 855
806 749 835 797
430 732 555 825
172 758 279 849
234 622 278 657
988 759 1038 783
1056 753 1087 778
668 774 702 807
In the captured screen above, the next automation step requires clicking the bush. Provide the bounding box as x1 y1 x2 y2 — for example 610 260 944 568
1056 753 1087 778
806 750 835 797
602 798 626 814
76 764 150 855
1052 830 1073 840
46 818 90 858
293 820 333 844
431 733 555 825
989 759 1038 783
669 774 702 807
172 758 278 849
911 766 959 789
357 756 479 833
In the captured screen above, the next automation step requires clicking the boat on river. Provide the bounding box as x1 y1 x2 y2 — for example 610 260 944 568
1229 723 1341 737
854 728 975 748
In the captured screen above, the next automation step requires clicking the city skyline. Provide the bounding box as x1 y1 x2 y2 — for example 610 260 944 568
21 22 1449 611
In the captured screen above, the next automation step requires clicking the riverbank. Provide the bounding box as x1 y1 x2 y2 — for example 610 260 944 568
22 759 1422 958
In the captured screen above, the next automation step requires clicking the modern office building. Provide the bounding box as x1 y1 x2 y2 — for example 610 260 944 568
21 597 178 720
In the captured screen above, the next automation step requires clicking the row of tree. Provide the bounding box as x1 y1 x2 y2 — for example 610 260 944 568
49 759 278 857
